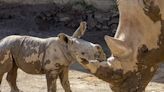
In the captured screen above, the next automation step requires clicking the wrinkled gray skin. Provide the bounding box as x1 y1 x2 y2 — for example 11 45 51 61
0 22 106 92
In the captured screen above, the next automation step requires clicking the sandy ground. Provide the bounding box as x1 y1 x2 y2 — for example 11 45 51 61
1 63 111 92
1 63 164 92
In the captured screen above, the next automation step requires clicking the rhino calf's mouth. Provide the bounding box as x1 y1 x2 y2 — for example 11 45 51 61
80 58 89 65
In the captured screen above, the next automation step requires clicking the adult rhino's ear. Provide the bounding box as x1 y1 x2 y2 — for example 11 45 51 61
104 35 132 57
58 33 69 43
72 21 87 38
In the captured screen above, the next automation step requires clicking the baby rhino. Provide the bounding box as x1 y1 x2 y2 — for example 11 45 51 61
0 22 106 92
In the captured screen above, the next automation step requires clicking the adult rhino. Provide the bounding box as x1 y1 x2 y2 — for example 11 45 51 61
76 0 164 92
0 22 106 92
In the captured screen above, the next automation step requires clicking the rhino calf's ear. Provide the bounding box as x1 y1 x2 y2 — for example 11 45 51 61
72 21 87 38
58 33 69 43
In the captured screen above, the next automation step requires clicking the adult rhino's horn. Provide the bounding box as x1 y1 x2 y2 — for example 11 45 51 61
104 35 132 57
72 21 87 38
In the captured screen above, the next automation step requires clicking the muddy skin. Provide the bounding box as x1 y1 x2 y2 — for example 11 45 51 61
94 60 159 92
94 1 164 92
95 64 123 83
110 2 164 92
113 1 164 92
59 67 72 92
0 22 98 92
0 32 105 92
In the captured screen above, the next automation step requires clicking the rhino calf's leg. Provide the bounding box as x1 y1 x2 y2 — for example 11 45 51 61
46 71 59 92
0 73 4 92
59 66 72 92
6 65 21 92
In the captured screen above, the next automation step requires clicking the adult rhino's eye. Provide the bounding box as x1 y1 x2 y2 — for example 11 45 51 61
140 45 149 53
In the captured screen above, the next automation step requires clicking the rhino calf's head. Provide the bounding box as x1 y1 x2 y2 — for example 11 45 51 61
57 33 106 66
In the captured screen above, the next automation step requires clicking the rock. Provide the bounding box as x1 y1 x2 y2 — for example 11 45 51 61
59 16 70 22
110 24 118 31
0 0 70 5
96 23 102 29
0 0 119 36
102 25 109 30
72 4 85 11
84 0 115 12
88 20 97 29
108 19 119 26
1 0 115 12
94 13 104 23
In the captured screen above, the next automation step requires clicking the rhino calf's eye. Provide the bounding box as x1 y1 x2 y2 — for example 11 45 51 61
94 54 99 58
81 52 85 55
55 63 61 67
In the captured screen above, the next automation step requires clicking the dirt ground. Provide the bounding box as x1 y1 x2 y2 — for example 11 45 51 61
1 63 164 92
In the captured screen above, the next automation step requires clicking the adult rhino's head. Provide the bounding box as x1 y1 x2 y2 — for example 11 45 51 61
101 0 164 90
104 0 164 73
